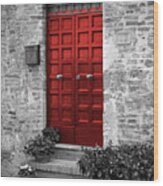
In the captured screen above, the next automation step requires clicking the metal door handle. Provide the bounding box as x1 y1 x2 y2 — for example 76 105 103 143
86 74 93 79
76 74 80 80
56 74 63 80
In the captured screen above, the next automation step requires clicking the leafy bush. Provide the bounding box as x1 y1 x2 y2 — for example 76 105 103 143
24 135 55 161
42 128 60 143
24 128 60 162
78 144 154 180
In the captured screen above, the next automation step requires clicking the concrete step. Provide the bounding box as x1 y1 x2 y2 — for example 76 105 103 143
29 144 91 177
30 159 81 176
53 143 84 161
35 170 85 179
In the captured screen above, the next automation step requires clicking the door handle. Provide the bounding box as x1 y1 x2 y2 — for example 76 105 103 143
56 74 63 80
86 74 93 80
76 74 80 80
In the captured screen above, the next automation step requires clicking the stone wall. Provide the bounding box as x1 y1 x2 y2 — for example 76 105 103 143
103 1 154 147
1 5 46 176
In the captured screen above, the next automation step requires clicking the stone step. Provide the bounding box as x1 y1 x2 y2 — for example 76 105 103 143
30 159 81 176
53 144 84 161
29 144 91 177
35 170 85 179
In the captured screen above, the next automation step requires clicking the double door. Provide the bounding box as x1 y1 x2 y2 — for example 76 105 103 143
47 12 103 146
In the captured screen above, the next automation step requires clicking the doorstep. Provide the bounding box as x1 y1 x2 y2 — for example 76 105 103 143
53 143 93 161
30 159 81 176
55 143 82 151
55 143 93 151
30 143 89 176
35 170 85 179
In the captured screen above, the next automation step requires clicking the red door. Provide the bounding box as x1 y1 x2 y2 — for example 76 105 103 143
47 10 103 147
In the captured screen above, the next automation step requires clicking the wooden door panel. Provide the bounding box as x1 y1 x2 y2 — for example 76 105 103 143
49 94 59 108
78 32 89 45
92 93 103 109
62 94 73 107
77 48 89 61
92 47 102 61
48 109 60 123
78 94 91 107
48 79 59 92
75 12 103 146
62 64 73 75
78 16 89 29
75 13 91 129
62 33 72 45
59 128 75 144
47 15 75 144
61 17 73 31
48 18 59 33
60 16 75 131
90 13 103 146
92 14 102 27
78 63 89 74
92 31 102 44
49 34 59 47
75 126 103 146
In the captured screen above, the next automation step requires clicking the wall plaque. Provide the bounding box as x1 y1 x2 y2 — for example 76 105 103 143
25 45 40 65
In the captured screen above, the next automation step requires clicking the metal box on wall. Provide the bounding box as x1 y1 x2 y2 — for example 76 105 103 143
25 45 40 65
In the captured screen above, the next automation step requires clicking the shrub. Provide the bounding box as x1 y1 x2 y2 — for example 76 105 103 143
78 144 154 180
42 128 60 143
24 128 60 162
24 135 55 162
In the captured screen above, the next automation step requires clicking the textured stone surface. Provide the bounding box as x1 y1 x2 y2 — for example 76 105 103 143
1 4 46 176
103 1 154 147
